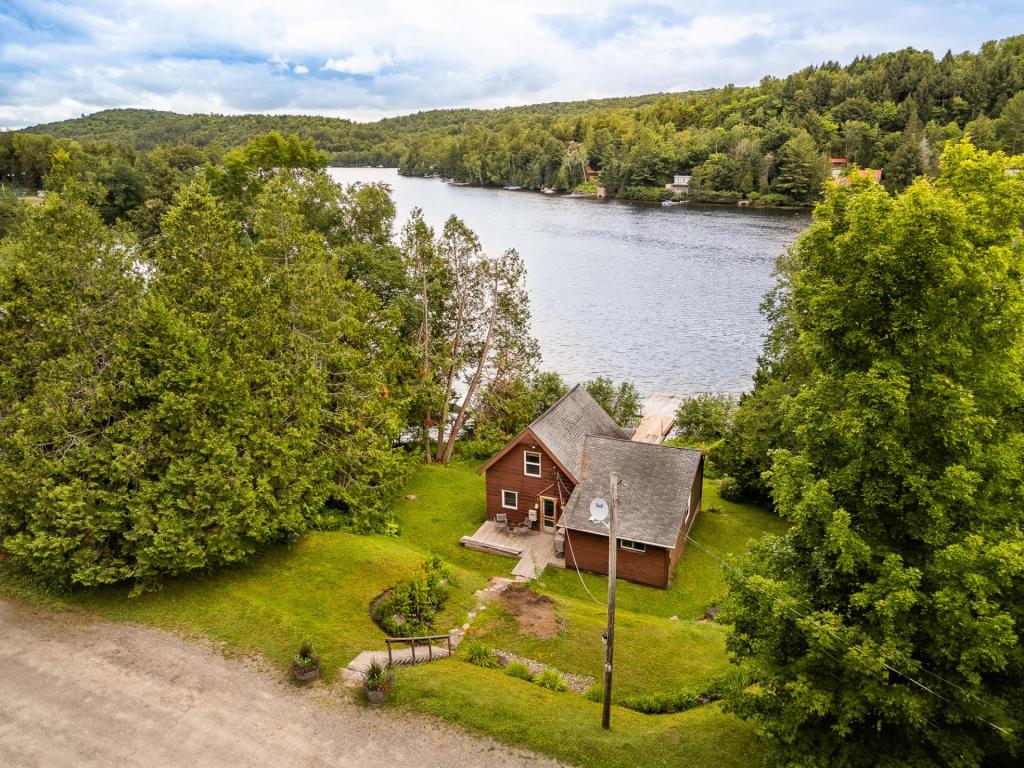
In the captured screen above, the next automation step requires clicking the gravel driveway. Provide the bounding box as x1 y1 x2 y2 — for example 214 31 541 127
0 597 563 768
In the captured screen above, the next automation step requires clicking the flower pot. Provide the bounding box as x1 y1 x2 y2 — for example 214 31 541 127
364 685 387 705
291 663 320 684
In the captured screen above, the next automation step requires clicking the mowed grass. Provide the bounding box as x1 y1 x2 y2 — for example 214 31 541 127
395 659 760 768
540 481 788 619
470 597 731 700
1 531 487 679
0 458 785 767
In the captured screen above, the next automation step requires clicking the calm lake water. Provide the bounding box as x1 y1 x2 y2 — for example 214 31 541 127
329 168 809 395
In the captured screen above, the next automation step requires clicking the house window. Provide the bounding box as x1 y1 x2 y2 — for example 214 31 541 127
502 490 518 509
619 539 646 553
523 451 542 477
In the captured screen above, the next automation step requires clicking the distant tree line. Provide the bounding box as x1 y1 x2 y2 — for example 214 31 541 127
397 36 1024 205
7 36 1024 209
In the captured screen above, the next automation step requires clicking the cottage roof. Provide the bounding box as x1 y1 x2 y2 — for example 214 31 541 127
559 436 702 549
477 384 631 481
528 385 633 481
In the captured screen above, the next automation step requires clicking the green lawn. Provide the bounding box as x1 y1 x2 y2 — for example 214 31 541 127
0 459 785 768
396 659 760 768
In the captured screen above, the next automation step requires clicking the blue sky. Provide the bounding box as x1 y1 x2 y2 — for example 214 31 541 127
0 0 1021 128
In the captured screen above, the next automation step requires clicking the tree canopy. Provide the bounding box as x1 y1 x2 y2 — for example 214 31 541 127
722 143 1024 767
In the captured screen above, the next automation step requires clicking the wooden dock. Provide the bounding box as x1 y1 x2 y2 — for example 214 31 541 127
632 392 687 444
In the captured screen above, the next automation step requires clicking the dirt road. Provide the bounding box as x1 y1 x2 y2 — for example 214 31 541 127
0 597 562 768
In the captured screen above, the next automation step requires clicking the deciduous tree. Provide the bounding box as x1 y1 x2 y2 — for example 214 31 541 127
723 143 1024 767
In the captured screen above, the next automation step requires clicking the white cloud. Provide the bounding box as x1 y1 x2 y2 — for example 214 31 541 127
322 49 393 75
0 0 1017 126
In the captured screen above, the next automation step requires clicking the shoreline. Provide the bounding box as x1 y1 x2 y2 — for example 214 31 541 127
329 166 813 213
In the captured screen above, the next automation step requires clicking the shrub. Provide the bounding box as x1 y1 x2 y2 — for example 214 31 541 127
505 661 533 681
700 668 757 701
535 668 569 692
688 188 742 204
718 476 744 502
373 555 455 636
583 684 604 703
703 439 725 479
674 394 737 441
463 640 501 668
621 688 700 714
292 640 319 672
749 192 795 208
619 185 672 202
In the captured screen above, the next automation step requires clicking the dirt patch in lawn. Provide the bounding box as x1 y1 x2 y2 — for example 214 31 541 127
500 585 559 639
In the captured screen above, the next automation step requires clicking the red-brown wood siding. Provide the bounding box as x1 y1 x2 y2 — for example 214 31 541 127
563 528 671 588
484 431 575 532
564 455 704 590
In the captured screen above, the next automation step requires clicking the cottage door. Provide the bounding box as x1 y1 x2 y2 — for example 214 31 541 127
540 497 558 533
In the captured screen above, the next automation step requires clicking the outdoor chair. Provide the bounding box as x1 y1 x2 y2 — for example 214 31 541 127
495 512 508 528
515 519 533 537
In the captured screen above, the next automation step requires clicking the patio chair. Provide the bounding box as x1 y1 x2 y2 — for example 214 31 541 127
514 518 533 537
495 512 508 528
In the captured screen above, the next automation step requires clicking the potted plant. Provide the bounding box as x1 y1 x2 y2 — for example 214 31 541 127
291 640 320 683
362 659 393 705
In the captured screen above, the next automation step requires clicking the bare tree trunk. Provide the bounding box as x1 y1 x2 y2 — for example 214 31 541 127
440 283 497 464
421 265 432 464
434 302 465 463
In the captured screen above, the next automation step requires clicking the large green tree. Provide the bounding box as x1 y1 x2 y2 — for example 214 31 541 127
0 148 411 589
723 143 1024 766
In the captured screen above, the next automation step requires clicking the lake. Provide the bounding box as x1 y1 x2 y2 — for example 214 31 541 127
329 168 809 395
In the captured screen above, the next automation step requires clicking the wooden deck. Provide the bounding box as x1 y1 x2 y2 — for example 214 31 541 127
460 521 564 579
632 392 687 444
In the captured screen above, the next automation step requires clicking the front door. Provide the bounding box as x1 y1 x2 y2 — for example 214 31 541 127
540 497 558 533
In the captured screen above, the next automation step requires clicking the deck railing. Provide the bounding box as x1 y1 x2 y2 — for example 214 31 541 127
385 633 453 666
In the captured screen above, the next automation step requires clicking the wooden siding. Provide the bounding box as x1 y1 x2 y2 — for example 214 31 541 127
565 455 704 589
484 430 575 532
563 528 671 588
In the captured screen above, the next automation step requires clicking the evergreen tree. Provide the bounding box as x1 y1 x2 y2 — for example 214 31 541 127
772 130 827 202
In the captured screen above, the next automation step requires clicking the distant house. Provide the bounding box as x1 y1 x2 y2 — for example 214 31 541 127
477 385 704 588
670 174 692 192
829 158 848 180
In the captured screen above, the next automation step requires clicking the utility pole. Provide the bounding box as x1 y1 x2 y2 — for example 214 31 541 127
602 471 618 730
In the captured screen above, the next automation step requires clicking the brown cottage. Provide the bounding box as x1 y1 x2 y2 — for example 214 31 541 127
478 385 704 588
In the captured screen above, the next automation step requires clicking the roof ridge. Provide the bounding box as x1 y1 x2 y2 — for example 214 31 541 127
527 382 584 430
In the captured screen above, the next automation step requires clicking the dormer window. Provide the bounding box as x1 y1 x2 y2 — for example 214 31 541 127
524 451 542 477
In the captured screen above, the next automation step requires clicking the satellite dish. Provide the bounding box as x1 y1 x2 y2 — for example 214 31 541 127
589 498 608 524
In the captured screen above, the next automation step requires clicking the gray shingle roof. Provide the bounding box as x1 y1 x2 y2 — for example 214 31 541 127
529 384 633 481
559 436 702 549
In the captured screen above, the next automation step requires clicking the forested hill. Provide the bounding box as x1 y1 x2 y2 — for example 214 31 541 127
12 35 1024 205
22 91 676 165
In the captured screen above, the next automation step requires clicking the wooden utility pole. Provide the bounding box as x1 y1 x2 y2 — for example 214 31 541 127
602 471 618 730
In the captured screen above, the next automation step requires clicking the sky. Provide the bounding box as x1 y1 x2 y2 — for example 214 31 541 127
1 0 1021 129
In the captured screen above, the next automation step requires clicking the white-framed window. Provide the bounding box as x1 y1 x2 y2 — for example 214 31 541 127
523 451 542 477
502 489 519 509
619 539 646 553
